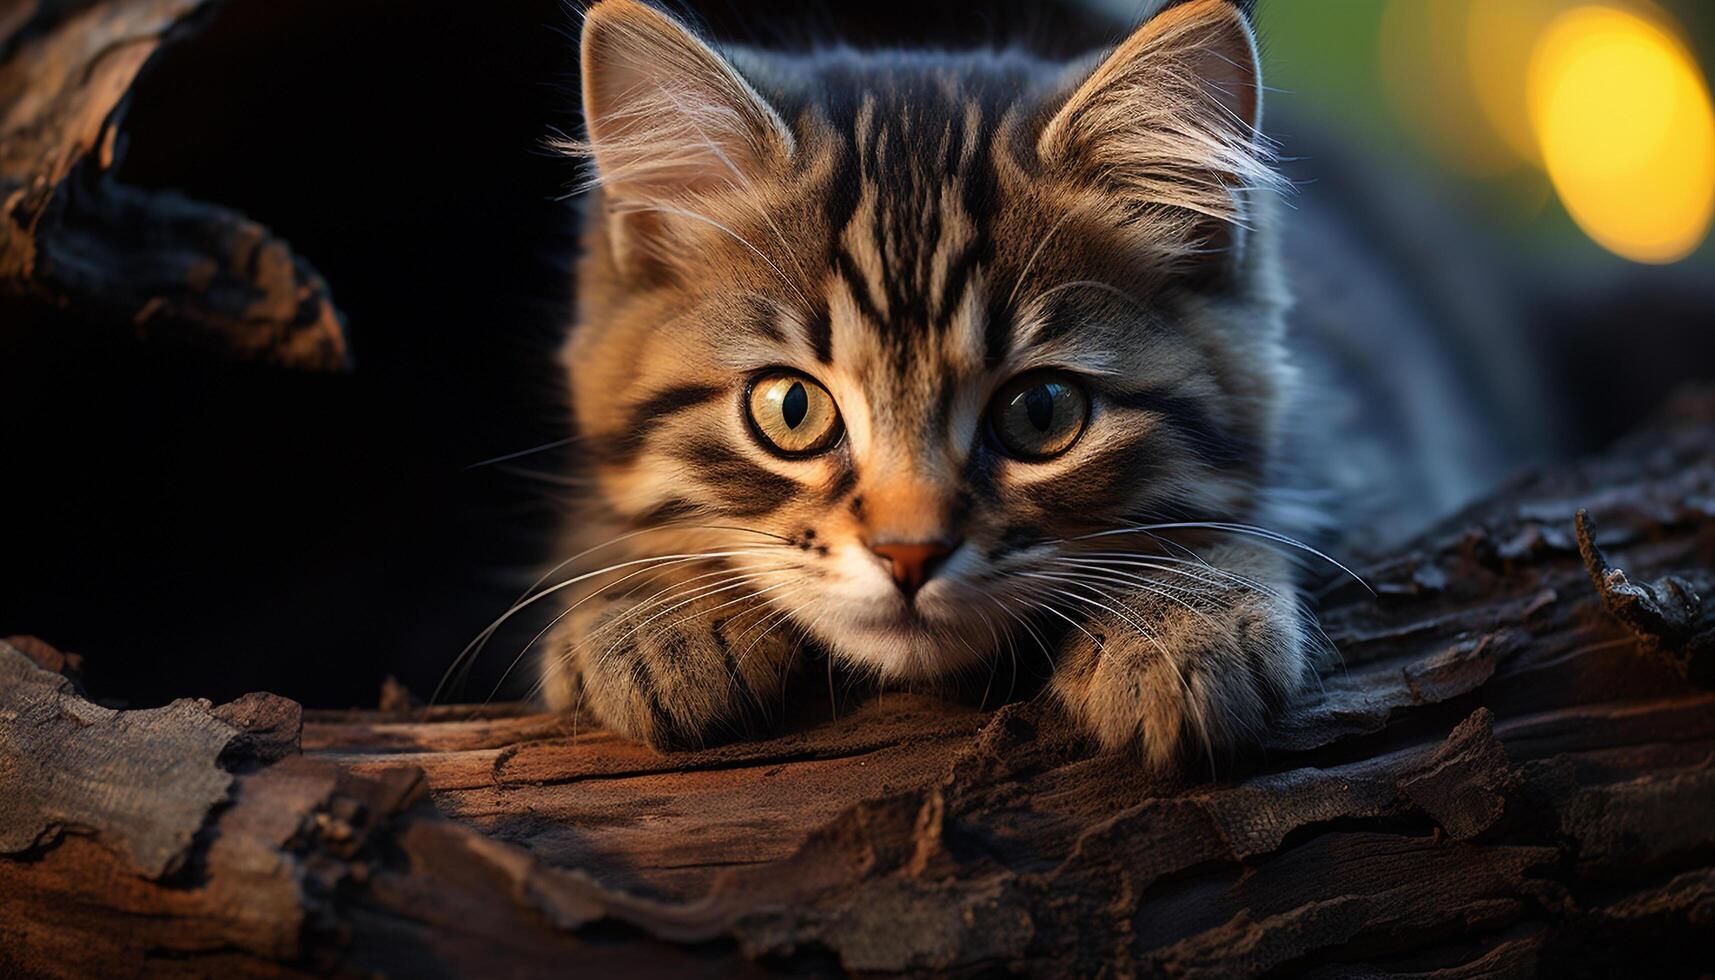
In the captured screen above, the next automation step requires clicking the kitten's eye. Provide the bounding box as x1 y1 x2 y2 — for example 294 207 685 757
746 371 843 456
987 372 1090 460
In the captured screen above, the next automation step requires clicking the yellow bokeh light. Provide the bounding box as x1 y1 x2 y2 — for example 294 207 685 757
1528 6 1715 263
1466 0 1566 166
1380 0 1522 177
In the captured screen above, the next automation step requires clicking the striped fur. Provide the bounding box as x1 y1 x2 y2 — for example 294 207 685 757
542 0 1309 768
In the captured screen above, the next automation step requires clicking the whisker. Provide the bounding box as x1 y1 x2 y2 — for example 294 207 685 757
1021 576 1168 659
1073 521 1372 594
614 202 812 310
1007 209 1081 310
465 435 583 470
439 546 777 704
488 562 797 703
492 465 597 489
586 578 806 683
1042 562 1222 629
1064 550 1341 675
729 591 806 653
989 593 1057 672
540 576 804 709
1022 577 1200 723
437 521 793 702
1028 278 1150 314
1059 554 1266 605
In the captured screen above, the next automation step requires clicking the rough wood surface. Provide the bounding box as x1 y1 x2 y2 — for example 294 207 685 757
5 388 1714 978
0 0 348 368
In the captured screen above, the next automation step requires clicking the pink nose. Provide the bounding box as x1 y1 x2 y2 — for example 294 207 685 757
869 541 955 597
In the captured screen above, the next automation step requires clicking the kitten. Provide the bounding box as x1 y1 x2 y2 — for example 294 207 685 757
537 0 1341 767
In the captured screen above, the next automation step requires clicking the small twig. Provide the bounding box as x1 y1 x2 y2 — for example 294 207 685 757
1575 509 1714 688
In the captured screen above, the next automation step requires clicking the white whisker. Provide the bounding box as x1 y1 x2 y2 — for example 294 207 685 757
465 435 583 470
439 546 776 703
1072 520 1371 593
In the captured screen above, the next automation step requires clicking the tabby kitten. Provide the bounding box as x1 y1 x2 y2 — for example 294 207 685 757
541 0 1311 767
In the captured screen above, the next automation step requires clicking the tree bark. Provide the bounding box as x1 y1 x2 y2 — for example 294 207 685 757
4 388 1714 978
0 0 348 369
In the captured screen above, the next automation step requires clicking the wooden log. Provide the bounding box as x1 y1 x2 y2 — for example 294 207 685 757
0 0 348 369
4 388 1713 978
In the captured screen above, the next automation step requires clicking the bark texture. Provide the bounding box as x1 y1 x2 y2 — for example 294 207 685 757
4 389 1714 978
0 0 348 368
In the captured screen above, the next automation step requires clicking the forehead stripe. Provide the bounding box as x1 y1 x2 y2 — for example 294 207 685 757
834 246 887 327
806 305 834 363
933 236 987 328
983 289 1013 367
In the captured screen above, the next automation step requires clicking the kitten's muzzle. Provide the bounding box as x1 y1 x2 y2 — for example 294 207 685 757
868 541 956 599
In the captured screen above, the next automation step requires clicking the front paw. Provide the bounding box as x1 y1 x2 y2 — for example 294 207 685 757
1050 587 1307 769
542 597 798 751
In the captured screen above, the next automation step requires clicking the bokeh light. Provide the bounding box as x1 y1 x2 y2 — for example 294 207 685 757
1465 0 1566 166
1528 5 1715 263
1378 0 1521 177
1263 0 1715 265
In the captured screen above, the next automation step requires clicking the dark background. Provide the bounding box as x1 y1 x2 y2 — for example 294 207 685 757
3 0 1712 709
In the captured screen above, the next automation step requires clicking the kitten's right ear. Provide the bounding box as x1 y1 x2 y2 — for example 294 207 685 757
1037 0 1278 272
579 1 792 214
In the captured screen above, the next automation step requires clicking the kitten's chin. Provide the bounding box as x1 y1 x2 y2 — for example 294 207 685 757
808 608 991 681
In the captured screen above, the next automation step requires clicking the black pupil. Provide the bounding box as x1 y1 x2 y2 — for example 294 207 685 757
782 381 808 429
1023 384 1055 432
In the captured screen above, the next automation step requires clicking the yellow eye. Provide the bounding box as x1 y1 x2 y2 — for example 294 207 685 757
988 373 1090 460
746 372 843 456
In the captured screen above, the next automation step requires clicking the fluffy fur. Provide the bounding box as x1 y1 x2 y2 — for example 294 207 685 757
540 0 1316 768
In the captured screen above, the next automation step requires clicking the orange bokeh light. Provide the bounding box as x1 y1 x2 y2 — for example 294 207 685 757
1528 6 1715 263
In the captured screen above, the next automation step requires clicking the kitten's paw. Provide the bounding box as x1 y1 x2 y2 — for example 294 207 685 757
1050 584 1307 770
542 596 798 751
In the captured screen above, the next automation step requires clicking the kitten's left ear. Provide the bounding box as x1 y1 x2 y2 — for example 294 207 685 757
579 0 794 269
1038 0 1275 264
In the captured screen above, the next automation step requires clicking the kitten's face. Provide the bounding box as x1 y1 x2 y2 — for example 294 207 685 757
566 0 1287 679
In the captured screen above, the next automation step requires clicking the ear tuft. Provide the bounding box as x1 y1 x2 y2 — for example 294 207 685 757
1038 0 1281 259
